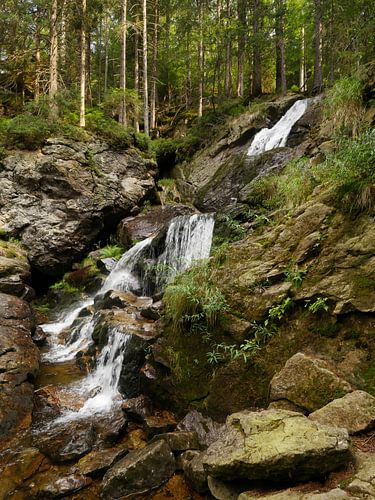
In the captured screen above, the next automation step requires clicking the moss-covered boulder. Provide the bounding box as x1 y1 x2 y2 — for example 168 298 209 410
270 353 353 412
202 409 350 483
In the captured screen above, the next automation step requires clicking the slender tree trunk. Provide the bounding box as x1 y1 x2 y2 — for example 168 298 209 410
216 0 223 97
185 31 192 108
142 0 149 135
252 0 262 97
79 0 86 127
224 0 232 97
275 0 286 94
49 0 59 117
313 0 323 94
35 21 41 100
98 17 103 103
150 0 159 130
198 0 204 117
165 1 171 106
134 9 140 132
104 14 109 97
60 0 66 69
237 0 246 98
300 26 307 92
119 0 128 126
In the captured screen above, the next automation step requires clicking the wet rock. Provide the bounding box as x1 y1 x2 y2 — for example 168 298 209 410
150 431 201 451
208 475 244 500
0 293 39 438
77 447 128 476
28 472 91 499
117 204 194 247
140 305 161 320
35 420 96 463
144 410 177 437
94 290 152 312
122 395 154 422
179 450 208 493
239 489 354 499
0 447 45 498
102 439 176 499
97 257 118 273
202 409 350 483
94 409 127 444
0 138 156 276
346 452 375 497
177 410 224 448
270 353 353 412
32 325 47 346
309 390 375 434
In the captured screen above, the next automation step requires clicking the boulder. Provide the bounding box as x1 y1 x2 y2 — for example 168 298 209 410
239 489 354 499
177 410 224 448
0 293 39 439
150 431 201 451
178 450 208 493
117 204 194 247
270 353 352 412
202 409 350 483
0 240 32 299
122 395 154 422
309 391 375 434
208 476 244 500
77 447 128 476
0 138 156 276
102 439 176 499
345 452 375 498
27 472 91 499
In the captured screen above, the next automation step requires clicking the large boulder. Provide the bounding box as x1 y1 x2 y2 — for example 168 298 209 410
270 353 353 412
345 452 375 498
0 138 156 276
176 410 224 448
102 439 176 499
202 409 350 483
0 292 39 439
0 240 33 299
309 391 375 434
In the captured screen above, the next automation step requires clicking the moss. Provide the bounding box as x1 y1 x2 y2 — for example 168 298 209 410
362 362 375 396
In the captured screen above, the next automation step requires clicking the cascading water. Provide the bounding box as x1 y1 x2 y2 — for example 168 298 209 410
247 98 311 156
40 213 215 420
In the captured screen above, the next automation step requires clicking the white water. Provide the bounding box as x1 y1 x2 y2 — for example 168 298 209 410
40 213 215 419
247 98 310 156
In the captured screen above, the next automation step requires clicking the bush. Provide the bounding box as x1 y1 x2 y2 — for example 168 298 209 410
164 260 229 334
4 114 54 150
100 244 124 260
86 110 133 149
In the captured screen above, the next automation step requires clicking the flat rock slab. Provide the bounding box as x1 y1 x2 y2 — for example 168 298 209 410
102 439 176 499
202 409 350 483
27 472 91 498
77 447 128 476
150 431 201 451
239 488 355 499
309 390 375 434
270 353 352 412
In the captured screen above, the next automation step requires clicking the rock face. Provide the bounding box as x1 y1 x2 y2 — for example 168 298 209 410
270 353 353 412
0 240 33 299
0 292 39 439
0 138 156 276
202 409 350 483
117 204 194 248
102 439 176 499
309 391 375 434
177 410 224 448
346 452 375 497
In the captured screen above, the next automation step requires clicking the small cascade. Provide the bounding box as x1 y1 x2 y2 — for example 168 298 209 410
40 212 215 419
247 98 311 156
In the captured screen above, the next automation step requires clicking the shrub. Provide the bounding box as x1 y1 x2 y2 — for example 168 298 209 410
86 109 133 149
164 260 229 334
4 114 54 150
100 244 124 260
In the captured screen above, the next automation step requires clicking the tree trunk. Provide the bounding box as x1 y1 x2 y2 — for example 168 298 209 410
198 0 204 117
275 0 286 94
35 21 41 100
237 0 246 98
252 0 262 97
49 0 59 117
60 0 67 70
150 0 159 130
224 0 232 97
312 0 323 94
142 0 149 135
79 0 86 128
134 8 140 132
300 26 307 92
104 13 109 97
119 0 128 126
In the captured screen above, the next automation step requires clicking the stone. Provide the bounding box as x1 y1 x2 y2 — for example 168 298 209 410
97 257 118 273
178 450 208 493
238 489 354 499
0 293 39 438
35 420 96 463
117 204 194 247
177 410 224 448
28 472 91 498
122 395 154 422
0 138 156 276
144 410 177 436
0 447 45 498
202 409 350 483
102 439 176 499
270 353 353 412
151 431 201 451
345 452 375 498
309 390 375 434
77 447 128 476
207 476 244 500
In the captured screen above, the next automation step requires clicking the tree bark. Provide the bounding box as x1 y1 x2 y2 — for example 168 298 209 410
79 0 86 127
49 0 59 117
142 0 149 135
252 0 262 97
119 0 128 126
237 0 246 98
275 0 286 94
35 18 41 100
312 0 323 94
224 0 232 97
134 8 140 132
300 26 307 92
104 13 109 97
150 0 159 130
198 0 204 117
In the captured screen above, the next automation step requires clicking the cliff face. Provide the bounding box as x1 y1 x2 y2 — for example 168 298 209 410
0 138 157 277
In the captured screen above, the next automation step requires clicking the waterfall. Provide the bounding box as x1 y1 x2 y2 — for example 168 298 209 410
40 212 215 418
247 98 311 157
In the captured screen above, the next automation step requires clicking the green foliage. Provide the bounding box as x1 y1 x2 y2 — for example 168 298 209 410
164 260 229 334
213 214 246 247
152 138 180 166
284 264 307 288
324 76 365 137
267 297 294 323
86 109 133 149
100 244 124 260
305 296 329 314
157 177 176 187
50 279 80 294
102 88 141 123
3 114 54 150
141 200 152 214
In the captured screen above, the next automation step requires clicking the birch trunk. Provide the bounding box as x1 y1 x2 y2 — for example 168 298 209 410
79 0 86 128
119 0 128 126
